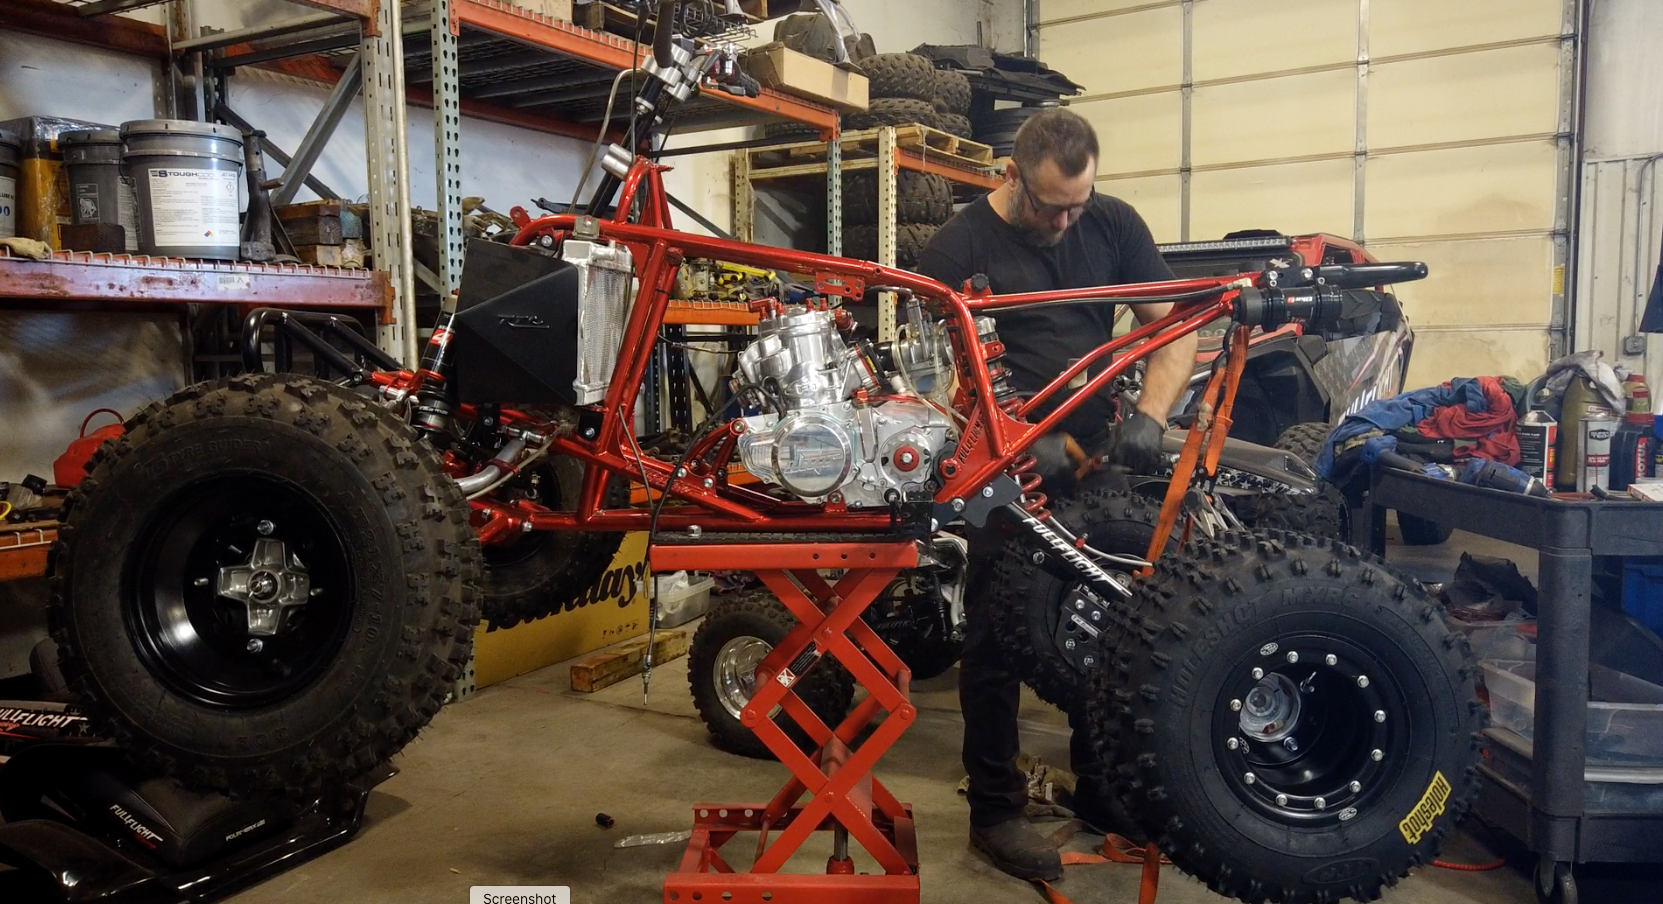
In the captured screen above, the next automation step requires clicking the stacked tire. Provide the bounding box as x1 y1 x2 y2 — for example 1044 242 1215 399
836 54 972 268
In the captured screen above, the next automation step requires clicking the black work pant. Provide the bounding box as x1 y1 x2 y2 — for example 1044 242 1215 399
959 551 1104 828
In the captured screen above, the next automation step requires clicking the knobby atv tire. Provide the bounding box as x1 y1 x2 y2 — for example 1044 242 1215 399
1230 483 1350 543
990 488 1171 714
763 120 822 142
1397 513 1455 546
844 98 938 132
841 223 938 270
689 589 855 760
50 374 481 796
1090 531 1482 904
932 68 971 116
860 53 936 101
1273 422 1331 467
842 171 951 227
937 113 973 140
482 455 627 629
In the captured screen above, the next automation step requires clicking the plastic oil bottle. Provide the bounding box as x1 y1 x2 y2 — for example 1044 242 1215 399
1613 372 1655 489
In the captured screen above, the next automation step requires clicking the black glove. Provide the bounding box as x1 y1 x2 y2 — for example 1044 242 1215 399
1029 431 1086 497
1098 410 1166 475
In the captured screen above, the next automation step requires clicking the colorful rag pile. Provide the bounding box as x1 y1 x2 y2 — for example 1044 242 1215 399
1315 376 1526 483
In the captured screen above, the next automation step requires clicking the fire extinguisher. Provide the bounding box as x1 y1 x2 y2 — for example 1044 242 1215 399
53 408 126 488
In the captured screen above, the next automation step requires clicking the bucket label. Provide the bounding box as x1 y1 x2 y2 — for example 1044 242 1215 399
0 174 15 238
119 175 139 251
74 182 101 222
146 168 239 247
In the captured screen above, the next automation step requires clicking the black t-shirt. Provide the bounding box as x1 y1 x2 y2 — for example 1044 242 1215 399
915 193 1174 438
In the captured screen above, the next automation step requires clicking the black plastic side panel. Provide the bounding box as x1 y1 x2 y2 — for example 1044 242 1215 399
451 241 582 406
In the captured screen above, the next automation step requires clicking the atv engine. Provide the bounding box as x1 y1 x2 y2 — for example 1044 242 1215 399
734 302 958 507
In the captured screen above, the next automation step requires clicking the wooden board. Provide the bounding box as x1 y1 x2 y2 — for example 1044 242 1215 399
569 629 690 693
783 125 995 167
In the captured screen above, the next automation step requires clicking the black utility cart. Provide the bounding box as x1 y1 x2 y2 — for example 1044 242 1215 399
1360 471 1663 904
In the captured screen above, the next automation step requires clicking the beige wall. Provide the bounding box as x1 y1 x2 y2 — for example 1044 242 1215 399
1038 0 1575 387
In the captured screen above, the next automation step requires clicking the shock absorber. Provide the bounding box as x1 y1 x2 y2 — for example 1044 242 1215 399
1009 453 1050 522
977 316 1018 408
410 307 459 444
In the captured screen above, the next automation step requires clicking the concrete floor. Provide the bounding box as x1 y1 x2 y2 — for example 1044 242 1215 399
218 524 1568 904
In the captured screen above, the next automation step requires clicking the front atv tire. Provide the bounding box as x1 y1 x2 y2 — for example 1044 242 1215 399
689 589 855 759
1091 531 1482 904
991 489 1171 714
51 375 481 795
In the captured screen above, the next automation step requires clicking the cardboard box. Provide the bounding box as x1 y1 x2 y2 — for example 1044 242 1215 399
470 532 650 689
742 43 869 112
513 0 572 20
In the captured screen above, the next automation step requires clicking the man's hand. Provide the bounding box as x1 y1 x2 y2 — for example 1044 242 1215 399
1030 431 1092 496
1099 411 1165 474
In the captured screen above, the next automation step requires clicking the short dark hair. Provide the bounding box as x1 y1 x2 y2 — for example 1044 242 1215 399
1011 108 1099 179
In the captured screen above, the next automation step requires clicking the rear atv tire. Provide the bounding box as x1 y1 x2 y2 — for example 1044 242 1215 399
1274 422 1450 546
481 456 626 629
51 374 481 795
689 589 855 759
1091 531 1482 904
1230 483 1350 542
990 489 1171 714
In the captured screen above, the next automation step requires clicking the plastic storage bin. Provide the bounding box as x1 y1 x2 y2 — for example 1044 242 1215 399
1450 616 1537 661
1622 559 1663 635
1482 659 1663 765
1483 725 1663 812
654 571 714 628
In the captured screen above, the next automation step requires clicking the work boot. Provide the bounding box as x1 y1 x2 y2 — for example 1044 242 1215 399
969 817 1063 881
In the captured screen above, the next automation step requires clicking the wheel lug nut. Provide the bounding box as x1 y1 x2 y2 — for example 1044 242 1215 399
1371 748 1384 761
1227 738 1240 751
194 577 210 586
1251 667 1264 680
1230 698 1242 712
256 520 275 536
1286 651 1299 663
1350 781 1362 793
247 639 263 653
1244 772 1256 785
1275 794 1288 806
1283 737 1298 752
1357 675 1370 688
1325 654 1338 666
1314 796 1326 810
1374 710 1386 723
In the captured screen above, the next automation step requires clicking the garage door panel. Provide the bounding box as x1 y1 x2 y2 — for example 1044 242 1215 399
1365 141 1559 239
1369 44 1562 149
1192 0 1356 82
1190 159 1353 240
1040 7 1183 95
1371 0 1563 58
1404 329 1550 387
1075 91 1183 177
1192 69 1354 167
1369 236 1555 328
1097 174 1182 243
1038 0 1163 24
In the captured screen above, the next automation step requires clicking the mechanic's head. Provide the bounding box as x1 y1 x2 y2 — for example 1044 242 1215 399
1005 109 1098 247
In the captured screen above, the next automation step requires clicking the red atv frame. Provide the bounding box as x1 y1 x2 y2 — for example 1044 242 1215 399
370 155 1420 561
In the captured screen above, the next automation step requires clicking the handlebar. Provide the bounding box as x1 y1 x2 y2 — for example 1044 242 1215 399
1264 261 1428 291
653 0 680 67
1237 260 1427 337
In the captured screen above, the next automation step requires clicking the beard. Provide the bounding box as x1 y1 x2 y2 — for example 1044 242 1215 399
1020 221 1067 248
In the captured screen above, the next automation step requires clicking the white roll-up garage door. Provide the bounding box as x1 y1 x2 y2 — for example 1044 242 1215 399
1037 0 1578 387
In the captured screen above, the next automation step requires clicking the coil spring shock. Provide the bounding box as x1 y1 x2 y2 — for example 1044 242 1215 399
1009 453 1049 521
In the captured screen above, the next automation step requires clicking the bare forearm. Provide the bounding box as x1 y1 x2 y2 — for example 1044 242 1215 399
1136 330 1200 421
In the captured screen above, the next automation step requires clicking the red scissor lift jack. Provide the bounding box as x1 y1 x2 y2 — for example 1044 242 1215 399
652 541 924 904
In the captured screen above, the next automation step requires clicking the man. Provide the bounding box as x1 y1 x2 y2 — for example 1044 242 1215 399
915 109 1200 881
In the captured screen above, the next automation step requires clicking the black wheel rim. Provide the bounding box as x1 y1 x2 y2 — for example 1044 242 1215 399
1212 633 1409 826
126 474 354 709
